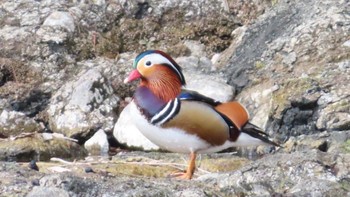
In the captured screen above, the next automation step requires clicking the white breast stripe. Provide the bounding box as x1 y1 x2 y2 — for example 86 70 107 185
155 98 179 126
150 100 173 123
150 98 180 125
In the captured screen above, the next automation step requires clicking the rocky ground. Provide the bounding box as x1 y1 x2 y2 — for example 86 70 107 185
0 0 349 196
1 131 350 196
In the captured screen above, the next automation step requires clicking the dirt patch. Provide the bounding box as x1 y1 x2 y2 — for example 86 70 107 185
73 9 241 59
0 58 41 100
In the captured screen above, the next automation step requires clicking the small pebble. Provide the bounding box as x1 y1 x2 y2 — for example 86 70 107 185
31 179 40 186
29 160 39 171
85 167 94 173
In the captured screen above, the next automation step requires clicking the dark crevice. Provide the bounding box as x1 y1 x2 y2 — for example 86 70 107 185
10 89 51 117
291 97 319 110
0 133 7 138
0 66 14 86
318 141 328 152
72 128 100 145
3 150 36 162
107 132 120 148
135 2 150 19
267 99 321 142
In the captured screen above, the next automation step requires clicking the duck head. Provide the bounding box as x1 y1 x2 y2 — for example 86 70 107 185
124 50 186 102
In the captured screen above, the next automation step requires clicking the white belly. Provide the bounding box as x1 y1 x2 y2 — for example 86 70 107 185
130 102 210 153
129 102 266 153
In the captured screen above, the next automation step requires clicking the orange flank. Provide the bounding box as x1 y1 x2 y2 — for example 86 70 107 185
215 102 249 129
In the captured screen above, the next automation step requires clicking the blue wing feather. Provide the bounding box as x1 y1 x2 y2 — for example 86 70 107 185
178 89 221 106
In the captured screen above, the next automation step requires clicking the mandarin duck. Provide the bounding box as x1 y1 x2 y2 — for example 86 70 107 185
124 50 279 180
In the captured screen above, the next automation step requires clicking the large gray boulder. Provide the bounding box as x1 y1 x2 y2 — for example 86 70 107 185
217 0 350 141
47 67 119 140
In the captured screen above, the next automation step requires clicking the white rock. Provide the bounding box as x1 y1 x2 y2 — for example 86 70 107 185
231 26 247 43
0 26 31 41
20 10 40 26
1 2 20 12
176 56 200 69
175 55 234 102
237 83 279 130
184 40 206 57
184 72 234 102
317 92 339 105
37 11 76 43
36 25 68 43
47 166 71 173
42 133 54 141
113 103 160 151
282 51 297 65
0 110 10 124
84 129 109 156
343 40 350 47
43 11 75 32
211 53 221 65
176 56 214 71
338 61 350 71
91 0 106 6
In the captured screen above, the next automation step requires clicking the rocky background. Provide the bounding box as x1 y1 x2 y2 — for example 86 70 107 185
0 0 349 196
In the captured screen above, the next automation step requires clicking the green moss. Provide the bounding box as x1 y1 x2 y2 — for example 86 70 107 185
255 61 265 69
328 100 350 112
340 179 350 191
199 156 249 173
271 77 316 115
0 136 87 161
98 163 174 178
341 140 350 153
0 122 38 137
271 0 279 6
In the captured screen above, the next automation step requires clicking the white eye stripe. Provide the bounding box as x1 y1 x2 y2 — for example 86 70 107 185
141 53 184 81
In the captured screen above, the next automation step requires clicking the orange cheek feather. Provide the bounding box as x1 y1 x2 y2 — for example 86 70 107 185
137 64 182 102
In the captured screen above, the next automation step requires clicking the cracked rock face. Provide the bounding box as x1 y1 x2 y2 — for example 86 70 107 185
223 0 350 141
47 68 119 140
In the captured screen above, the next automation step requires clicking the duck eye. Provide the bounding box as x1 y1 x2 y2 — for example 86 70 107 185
145 61 152 66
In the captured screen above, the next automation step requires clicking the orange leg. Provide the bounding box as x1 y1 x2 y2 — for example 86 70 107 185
170 152 197 180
